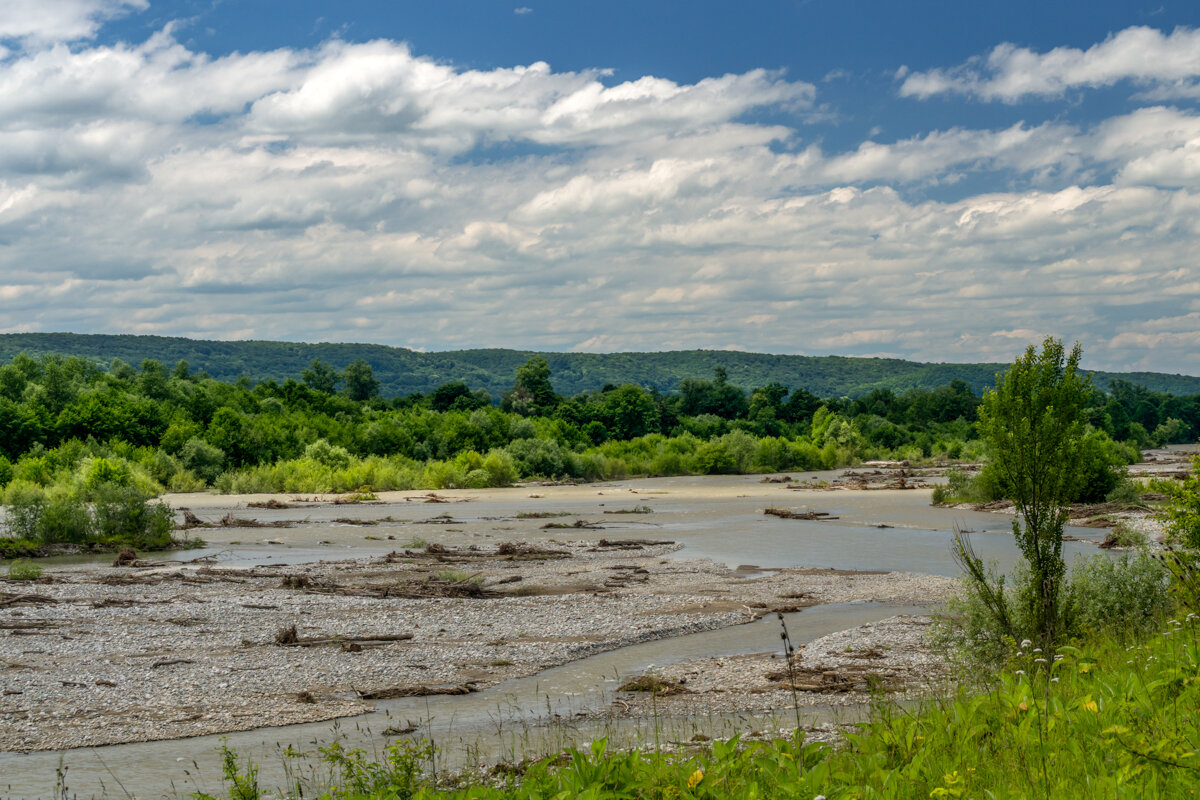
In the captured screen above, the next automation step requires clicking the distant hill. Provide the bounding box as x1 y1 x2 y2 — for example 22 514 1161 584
2 333 1199 398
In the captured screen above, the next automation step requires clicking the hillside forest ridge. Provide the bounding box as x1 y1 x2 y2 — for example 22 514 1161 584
3 333 1200 399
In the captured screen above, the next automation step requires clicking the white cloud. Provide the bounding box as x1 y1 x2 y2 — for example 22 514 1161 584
900 25 1200 102
0 0 146 45
0 27 1199 372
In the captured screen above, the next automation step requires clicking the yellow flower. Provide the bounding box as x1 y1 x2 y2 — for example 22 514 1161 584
1082 700 1099 713
688 769 705 788
1018 701 1028 711
1079 663 1093 674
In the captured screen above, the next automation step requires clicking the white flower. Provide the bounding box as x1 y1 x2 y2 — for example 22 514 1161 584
1021 639 1032 648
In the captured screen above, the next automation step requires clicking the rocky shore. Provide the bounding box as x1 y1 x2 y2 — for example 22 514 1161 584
609 614 951 719
0 536 956 752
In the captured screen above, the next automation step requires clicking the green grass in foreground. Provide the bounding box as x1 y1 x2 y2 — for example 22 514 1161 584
196 612 1200 800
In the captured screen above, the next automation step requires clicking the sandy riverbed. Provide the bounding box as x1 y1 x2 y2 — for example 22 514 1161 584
1 473 962 753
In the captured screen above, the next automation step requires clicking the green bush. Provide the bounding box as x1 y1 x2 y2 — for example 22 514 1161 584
37 493 91 544
941 550 1172 669
1159 454 1200 548
180 437 226 484
83 457 131 492
1104 478 1143 505
5 558 42 580
91 484 174 549
1066 552 1170 643
2 480 46 539
303 438 352 469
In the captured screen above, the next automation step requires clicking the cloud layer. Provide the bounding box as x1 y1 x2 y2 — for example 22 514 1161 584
0 19 1199 375
900 26 1200 102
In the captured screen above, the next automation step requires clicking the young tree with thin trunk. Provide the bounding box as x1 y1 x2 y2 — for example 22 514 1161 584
957 337 1089 653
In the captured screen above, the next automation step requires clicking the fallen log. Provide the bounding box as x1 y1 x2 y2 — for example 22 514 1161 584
0 593 56 608
764 508 839 520
357 682 477 699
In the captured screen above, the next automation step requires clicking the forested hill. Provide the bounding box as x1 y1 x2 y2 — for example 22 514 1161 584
2 332 1199 398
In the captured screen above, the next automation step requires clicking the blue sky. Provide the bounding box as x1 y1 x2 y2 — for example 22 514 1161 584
1 1 1200 373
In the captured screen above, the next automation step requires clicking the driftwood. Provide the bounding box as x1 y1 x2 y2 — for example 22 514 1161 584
765 665 892 693
112 548 139 567
617 675 690 695
357 682 478 699
496 542 569 558
764 508 839 520
276 631 414 648
0 593 56 608
180 511 294 529
595 538 673 548
247 499 298 509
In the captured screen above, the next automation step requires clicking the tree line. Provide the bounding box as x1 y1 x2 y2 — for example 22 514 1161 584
0 351 1192 505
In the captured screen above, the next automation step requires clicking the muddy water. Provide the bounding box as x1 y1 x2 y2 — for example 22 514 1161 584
46 472 1107 576
0 601 909 799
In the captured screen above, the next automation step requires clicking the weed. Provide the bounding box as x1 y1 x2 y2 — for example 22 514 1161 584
1100 521 1148 549
5 558 42 581
433 570 481 584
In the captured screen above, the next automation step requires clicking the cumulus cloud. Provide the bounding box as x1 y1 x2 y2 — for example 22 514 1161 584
1 23 1200 373
900 25 1200 102
0 0 146 45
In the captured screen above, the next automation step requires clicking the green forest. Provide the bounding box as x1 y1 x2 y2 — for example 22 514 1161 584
0 347 1197 556
4 332 1200 398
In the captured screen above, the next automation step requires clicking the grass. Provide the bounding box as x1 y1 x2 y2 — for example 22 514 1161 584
433 569 482 584
0 537 40 559
1101 521 1149 548
5 558 43 580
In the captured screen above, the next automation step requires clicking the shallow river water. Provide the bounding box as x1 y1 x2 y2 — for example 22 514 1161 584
1 472 1115 798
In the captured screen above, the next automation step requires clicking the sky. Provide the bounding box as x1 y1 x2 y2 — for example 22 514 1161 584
2 2 1200 373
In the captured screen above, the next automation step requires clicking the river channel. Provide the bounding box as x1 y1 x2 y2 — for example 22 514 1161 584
1 471 1115 799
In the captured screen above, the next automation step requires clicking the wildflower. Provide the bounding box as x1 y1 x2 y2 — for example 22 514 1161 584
1034 658 1047 663
1021 639 1032 648
1014 670 1026 676
1018 701 1028 711
687 769 705 788
1051 677 1059 683
1082 700 1098 713
1033 648 1042 653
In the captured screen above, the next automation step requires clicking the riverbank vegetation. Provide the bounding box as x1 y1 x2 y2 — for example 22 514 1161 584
0 349 1193 552
0 353 1188 495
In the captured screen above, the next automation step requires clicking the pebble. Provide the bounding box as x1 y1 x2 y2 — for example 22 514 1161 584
1 540 956 752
